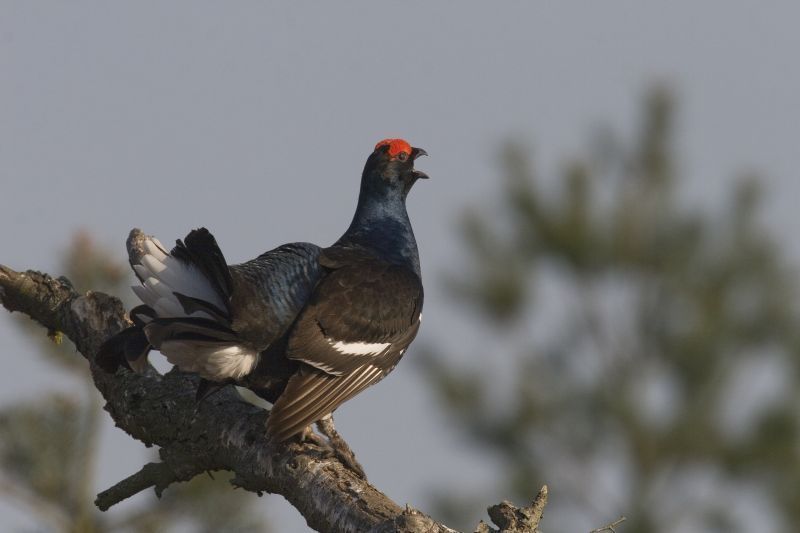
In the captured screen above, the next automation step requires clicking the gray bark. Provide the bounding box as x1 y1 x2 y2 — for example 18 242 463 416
0 264 546 533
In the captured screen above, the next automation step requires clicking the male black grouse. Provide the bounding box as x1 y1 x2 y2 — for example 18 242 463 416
99 139 427 443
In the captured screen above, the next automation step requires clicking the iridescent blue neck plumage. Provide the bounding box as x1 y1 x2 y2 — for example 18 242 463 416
337 186 420 276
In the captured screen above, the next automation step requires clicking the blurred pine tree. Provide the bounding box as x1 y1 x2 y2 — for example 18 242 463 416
422 89 800 533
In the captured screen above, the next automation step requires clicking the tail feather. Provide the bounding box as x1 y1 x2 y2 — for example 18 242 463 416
171 229 233 310
132 235 229 318
160 340 258 380
126 228 257 383
143 237 169 261
196 379 229 402
100 228 253 381
173 293 230 325
142 316 258 380
143 317 240 346
130 304 156 326
96 326 151 373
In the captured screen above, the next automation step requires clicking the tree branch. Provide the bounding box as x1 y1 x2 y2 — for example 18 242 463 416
0 264 547 532
95 462 195 511
590 516 626 533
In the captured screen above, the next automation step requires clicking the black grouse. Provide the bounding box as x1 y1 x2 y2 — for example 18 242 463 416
99 139 427 444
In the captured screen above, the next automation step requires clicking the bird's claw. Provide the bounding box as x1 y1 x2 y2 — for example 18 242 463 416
315 416 367 479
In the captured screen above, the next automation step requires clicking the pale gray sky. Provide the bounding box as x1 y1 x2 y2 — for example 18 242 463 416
2 2 800 531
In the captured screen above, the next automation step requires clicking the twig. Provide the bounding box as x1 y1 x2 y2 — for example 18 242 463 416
95 462 198 511
590 515 626 533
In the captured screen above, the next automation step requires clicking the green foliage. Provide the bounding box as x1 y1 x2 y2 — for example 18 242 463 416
424 89 800 532
0 395 93 530
0 233 268 533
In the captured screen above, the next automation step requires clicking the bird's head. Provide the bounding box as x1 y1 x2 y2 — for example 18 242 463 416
362 138 429 199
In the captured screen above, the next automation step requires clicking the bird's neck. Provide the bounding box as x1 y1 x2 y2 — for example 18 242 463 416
338 189 420 275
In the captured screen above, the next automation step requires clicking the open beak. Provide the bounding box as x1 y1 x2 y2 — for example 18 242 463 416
411 147 429 179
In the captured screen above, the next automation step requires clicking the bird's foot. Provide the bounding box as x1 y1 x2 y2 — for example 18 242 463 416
298 425 329 449
282 427 328 460
315 415 367 479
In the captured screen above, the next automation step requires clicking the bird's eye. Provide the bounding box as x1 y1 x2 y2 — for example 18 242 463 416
396 152 409 162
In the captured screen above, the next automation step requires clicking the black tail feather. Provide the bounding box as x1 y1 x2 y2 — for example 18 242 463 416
171 228 233 312
142 316 240 347
130 304 156 326
97 326 151 373
196 379 229 402
173 293 231 325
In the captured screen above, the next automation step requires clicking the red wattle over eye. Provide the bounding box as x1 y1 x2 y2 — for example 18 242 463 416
375 138 412 158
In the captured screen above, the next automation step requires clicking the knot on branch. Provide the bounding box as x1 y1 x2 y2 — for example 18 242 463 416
476 486 548 533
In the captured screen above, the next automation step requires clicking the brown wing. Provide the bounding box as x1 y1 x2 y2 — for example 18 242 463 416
266 257 422 441
265 321 417 442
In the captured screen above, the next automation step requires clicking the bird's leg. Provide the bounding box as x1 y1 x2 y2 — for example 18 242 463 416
315 414 367 479
298 425 328 449
279 425 329 460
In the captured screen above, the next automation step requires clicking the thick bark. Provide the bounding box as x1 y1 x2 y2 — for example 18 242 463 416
0 264 547 533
